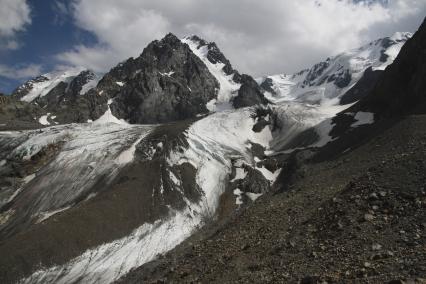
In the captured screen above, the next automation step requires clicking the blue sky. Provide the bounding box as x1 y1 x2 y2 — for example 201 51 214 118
0 1 96 93
0 0 425 94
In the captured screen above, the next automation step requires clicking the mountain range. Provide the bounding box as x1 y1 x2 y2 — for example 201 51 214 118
0 17 425 284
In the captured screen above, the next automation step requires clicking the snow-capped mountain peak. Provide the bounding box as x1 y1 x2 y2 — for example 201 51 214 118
13 67 100 103
259 32 412 106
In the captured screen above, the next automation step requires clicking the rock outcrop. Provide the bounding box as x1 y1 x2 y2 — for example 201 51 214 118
100 33 219 124
356 18 426 116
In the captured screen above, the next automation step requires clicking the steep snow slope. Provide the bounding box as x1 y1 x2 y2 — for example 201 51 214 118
182 37 241 111
259 32 412 105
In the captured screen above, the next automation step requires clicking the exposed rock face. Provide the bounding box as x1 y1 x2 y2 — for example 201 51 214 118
188 35 235 76
99 33 220 124
10 33 268 125
67 70 98 95
35 70 107 124
301 59 353 89
11 70 105 125
259 77 277 95
356 18 426 116
340 67 383 105
0 94 44 130
233 75 269 108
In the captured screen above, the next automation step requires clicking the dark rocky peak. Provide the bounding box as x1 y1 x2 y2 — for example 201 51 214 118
260 77 277 95
138 32 192 68
97 33 197 95
233 74 269 108
354 17 426 116
158 32 181 46
339 66 383 105
94 33 220 124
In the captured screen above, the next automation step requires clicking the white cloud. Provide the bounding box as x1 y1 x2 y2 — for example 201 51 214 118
52 0 71 26
0 0 31 50
0 64 42 79
58 0 426 76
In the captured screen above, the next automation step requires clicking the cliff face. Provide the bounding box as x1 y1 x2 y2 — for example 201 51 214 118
99 33 219 124
357 18 426 116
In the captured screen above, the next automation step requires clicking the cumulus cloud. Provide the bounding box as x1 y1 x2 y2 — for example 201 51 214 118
0 64 42 79
0 0 31 50
58 0 426 76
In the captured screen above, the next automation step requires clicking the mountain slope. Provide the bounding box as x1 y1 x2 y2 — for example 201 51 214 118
121 115 426 283
356 19 426 116
258 32 412 106
10 68 105 126
182 36 268 110
118 21 426 284
0 24 422 284
0 94 44 130
10 34 268 126
12 68 99 103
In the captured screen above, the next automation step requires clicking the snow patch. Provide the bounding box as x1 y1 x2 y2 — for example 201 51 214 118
351 111 374 127
256 166 281 184
159 71 175 77
94 99 128 125
233 188 243 205
116 133 150 165
169 172 182 186
39 113 51 126
246 192 262 202
80 75 100 95
230 167 247 182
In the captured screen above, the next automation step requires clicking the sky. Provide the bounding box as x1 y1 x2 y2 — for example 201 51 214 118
0 0 425 93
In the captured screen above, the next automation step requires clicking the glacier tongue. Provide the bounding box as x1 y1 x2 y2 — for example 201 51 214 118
1 122 153 231
19 107 276 284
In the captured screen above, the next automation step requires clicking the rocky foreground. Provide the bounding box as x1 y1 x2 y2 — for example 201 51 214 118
120 115 426 284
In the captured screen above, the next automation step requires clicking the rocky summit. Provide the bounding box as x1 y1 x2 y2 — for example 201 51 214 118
106 33 220 124
0 14 425 284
